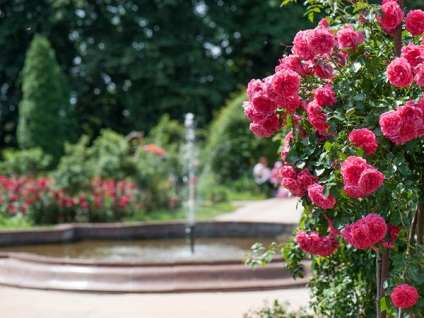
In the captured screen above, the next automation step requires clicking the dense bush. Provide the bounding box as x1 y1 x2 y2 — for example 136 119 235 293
0 148 51 177
16 35 76 164
0 129 181 224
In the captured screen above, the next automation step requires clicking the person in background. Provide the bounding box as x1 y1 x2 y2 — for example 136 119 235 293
269 161 283 197
253 157 272 195
269 161 289 198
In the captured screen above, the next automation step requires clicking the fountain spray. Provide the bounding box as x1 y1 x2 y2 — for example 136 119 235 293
184 113 196 253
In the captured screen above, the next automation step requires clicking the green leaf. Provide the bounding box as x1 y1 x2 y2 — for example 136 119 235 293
324 141 332 152
354 94 365 101
380 296 388 312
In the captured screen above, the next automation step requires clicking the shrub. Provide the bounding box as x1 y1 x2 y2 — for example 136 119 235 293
0 148 52 177
17 35 76 164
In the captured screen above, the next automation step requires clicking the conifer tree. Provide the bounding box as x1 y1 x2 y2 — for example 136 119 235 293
17 34 76 164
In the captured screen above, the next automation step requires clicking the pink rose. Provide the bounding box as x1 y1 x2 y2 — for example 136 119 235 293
342 214 387 249
249 122 276 138
306 26 337 55
281 178 305 197
313 84 337 107
310 58 337 79
340 156 368 186
295 230 339 257
377 2 404 34
390 284 419 308
250 94 278 113
292 30 314 60
406 10 424 36
307 183 336 209
297 169 319 191
348 128 378 155
246 79 265 100
341 156 384 198
380 224 401 248
243 101 269 123
401 42 424 68
336 25 365 49
276 55 310 77
307 100 330 132
379 110 403 140
279 164 298 180
358 169 385 196
271 69 300 96
278 94 301 112
415 63 424 86
281 131 294 161
386 58 414 88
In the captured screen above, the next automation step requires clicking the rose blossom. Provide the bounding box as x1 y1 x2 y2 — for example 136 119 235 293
380 224 401 248
308 183 336 209
390 284 419 308
342 214 387 249
313 84 337 107
307 100 330 132
358 168 385 195
292 30 314 60
379 110 403 140
415 63 424 86
243 101 269 123
281 178 305 197
271 69 300 96
341 156 384 197
276 55 309 77
348 128 378 155
336 25 365 49
376 2 404 34
281 131 293 161
310 58 337 79
401 42 424 68
386 58 414 88
246 79 265 100
306 26 337 55
249 122 276 138
295 230 339 257
406 10 424 36
297 169 319 191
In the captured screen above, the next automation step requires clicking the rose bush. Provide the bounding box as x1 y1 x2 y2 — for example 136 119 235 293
244 0 424 316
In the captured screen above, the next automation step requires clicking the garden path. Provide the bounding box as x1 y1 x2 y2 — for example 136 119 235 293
0 197 309 318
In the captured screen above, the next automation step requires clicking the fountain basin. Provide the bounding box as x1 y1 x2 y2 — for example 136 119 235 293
0 221 310 293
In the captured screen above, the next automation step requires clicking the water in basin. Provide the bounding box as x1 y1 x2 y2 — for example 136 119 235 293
0 237 281 263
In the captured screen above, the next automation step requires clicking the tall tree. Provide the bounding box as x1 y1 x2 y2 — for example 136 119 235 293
1 0 312 147
17 34 76 163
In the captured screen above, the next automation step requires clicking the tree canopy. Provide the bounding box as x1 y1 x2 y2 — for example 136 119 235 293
0 0 311 147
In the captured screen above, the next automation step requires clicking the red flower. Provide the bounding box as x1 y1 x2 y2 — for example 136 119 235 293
307 183 336 209
380 224 401 248
271 69 300 96
348 128 378 155
377 2 404 34
342 214 387 249
405 10 424 36
386 58 414 88
390 284 419 308
336 24 365 49
341 156 384 198
295 230 339 257
313 84 337 107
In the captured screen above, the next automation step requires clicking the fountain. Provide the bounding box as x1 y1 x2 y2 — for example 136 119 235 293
0 115 311 293
183 113 197 254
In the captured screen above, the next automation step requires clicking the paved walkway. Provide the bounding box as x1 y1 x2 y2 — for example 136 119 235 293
0 197 310 318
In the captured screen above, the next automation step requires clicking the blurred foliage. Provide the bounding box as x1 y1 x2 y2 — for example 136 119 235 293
16 35 76 164
0 148 52 177
200 91 281 185
0 0 311 147
243 299 314 318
